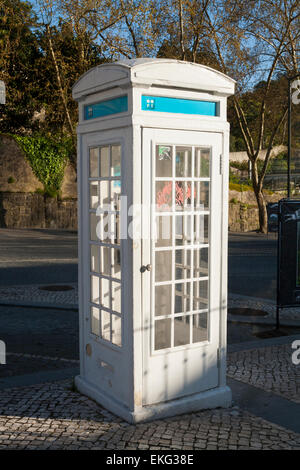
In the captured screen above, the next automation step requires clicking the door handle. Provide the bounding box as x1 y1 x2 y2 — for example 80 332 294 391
140 264 152 273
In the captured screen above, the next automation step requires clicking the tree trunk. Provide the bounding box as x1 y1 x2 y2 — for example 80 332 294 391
254 185 268 233
251 160 268 233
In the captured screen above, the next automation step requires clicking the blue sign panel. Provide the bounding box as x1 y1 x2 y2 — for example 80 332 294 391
141 95 218 116
84 95 128 120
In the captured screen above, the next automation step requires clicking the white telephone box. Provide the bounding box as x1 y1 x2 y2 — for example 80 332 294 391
72 59 235 423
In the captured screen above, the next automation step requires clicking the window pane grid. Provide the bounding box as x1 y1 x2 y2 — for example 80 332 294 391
155 309 209 320
88 144 122 348
154 144 211 351
155 276 209 286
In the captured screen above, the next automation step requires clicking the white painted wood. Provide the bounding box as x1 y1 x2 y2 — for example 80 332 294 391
72 59 235 99
141 128 222 405
73 58 235 422
80 128 134 408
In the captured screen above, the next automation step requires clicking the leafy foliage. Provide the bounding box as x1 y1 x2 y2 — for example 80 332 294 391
229 182 253 192
14 135 72 196
0 0 42 133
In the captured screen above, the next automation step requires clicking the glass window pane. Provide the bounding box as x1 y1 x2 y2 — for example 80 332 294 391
97 213 111 243
100 246 110 276
195 148 210 178
194 247 208 278
111 248 121 279
155 216 172 247
174 282 191 314
90 306 100 335
89 181 99 209
111 314 122 346
175 182 192 211
101 278 110 309
90 245 100 273
89 148 99 177
100 146 110 177
174 316 190 347
101 310 111 342
112 281 121 313
114 213 121 245
193 312 208 343
111 180 121 210
194 181 209 211
155 250 172 282
90 275 100 304
155 284 172 316
111 145 121 177
193 280 208 310
155 318 171 350
175 249 191 280
99 180 110 208
90 213 98 241
175 215 193 245
156 145 172 177
156 181 173 211
176 147 192 177
194 214 209 244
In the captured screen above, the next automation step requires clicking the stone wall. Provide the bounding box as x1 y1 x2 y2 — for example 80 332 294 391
229 145 287 163
0 190 276 232
0 135 43 193
228 187 285 232
0 134 77 199
0 192 77 230
228 202 259 232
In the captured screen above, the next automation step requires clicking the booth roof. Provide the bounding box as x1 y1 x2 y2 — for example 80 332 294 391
72 58 235 100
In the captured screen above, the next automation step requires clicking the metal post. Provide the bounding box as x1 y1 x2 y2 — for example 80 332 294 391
276 201 281 330
288 80 291 199
288 74 300 199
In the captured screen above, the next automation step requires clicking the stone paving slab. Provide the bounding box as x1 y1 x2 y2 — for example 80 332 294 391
0 380 299 450
227 343 300 404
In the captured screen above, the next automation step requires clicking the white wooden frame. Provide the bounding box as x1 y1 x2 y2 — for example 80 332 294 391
73 59 235 422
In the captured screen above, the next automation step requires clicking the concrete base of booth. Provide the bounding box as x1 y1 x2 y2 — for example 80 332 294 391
75 375 232 424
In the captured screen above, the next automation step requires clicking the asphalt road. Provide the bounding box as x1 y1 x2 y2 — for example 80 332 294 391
0 228 278 300
0 228 78 286
228 232 277 301
0 228 281 378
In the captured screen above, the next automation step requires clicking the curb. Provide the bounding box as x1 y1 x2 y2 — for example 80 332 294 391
228 316 300 327
228 334 300 353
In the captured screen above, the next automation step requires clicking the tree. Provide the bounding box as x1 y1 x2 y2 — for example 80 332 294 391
156 0 299 232
205 0 299 232
0 0 42 133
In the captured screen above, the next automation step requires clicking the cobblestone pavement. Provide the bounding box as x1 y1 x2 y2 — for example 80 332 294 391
0 285 298 449
227 343 300 404
0 380 299 450
228 294 300 323
1 283 299 324
0 283 78 306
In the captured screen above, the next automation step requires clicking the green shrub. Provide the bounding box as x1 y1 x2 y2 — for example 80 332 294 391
229 182 253 192
14 135 73 197
7 176 15 184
